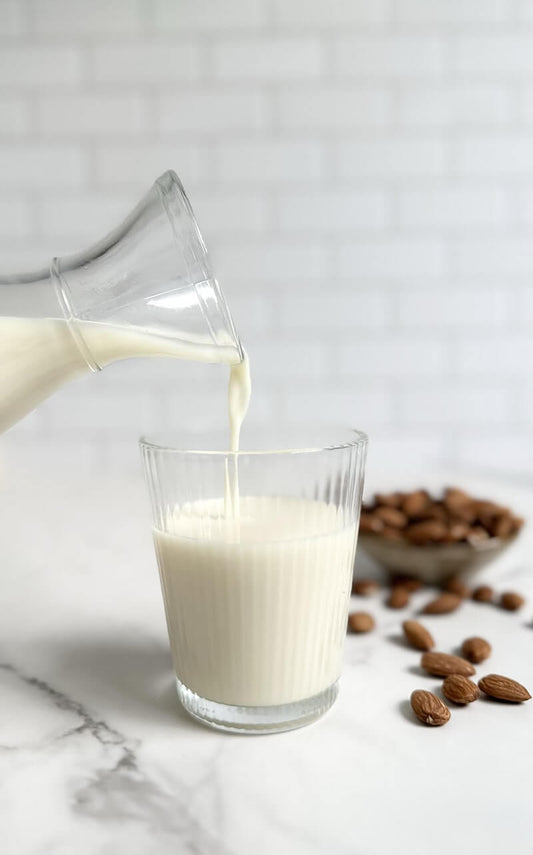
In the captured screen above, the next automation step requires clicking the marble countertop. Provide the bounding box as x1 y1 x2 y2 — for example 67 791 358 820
1 443 532 855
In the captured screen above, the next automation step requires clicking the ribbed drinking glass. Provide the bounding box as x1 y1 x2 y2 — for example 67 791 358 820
140 428 367 734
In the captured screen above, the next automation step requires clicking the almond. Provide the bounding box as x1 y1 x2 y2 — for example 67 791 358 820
471 584 494 603
421 651 476 677
401 490 431 517
422 593 462 615
417 503 448 524
386 586 410 609
359 513 384 534
443 522 470 543
443 487 471 507
391 574 423 593
500 591 525 611
443 488 476 522
410 690 450 726
352 578 379 597
478 674 531 703
405 520 448 545
442 674 480 705
466 526 490 545
490 513 513 539
402 620 435 651
374 506 408 529
461 636 491 664
443 576 470 598
347 611 375 634
375 492 403 508
475 499 505 520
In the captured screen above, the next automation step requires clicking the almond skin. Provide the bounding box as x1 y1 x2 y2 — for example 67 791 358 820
491 513 513 539
375 492 403 508
478 674 531 703
443 488 476 521
401 490 431 517
386 586 410 609
352 578 379 597
405 520 448 545
359 513 384 534
374 506 408 529
461 636 492 664
391 574 424 593
472 585 494 603
442 674 480 705
402 620 435 651
421 651 476 677
423 593 462 615
500 591 526 611
443 576 470 598
410 690 450 726
347 611 375 634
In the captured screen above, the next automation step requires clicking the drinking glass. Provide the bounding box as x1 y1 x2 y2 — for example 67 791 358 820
140 428 367 734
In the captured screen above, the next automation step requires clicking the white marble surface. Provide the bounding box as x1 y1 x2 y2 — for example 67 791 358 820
1 444 533 855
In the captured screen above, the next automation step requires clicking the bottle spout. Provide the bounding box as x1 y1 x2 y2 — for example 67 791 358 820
52 170 243 369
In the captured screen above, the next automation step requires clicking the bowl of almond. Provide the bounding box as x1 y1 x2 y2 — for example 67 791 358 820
358 487 524 584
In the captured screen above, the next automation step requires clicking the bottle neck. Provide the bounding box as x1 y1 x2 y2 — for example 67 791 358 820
50 257 100 372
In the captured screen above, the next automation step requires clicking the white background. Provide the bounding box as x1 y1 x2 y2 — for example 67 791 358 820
1 0 532 479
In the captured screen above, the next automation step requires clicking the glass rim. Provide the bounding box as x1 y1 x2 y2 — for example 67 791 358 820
139 427 368 457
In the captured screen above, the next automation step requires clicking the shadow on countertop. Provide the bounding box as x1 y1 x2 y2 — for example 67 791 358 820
41 633 204 734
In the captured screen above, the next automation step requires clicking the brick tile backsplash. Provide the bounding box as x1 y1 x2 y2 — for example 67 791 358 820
0 1 531 477
276 189 389 232
334 139 447 179
393 0 509 26
278 290 388 331
454 36 533 76
213 38 324 81
278 87 391 131
213 140 324 183
339 238 447 278
339 339 448 379
273 0 389 27
0 1 24 36
152 0 267 32
396 186 510 229
0 144 86 187
93 143 206 187
157 92 269 135
394 285 510 329
90 43 202 84
0 47 83 89
457 136 533 176
38 94 147 137
0 98 31 136
0 198 32 239
30 0 144 36
397 85 512 128
334 36 446 78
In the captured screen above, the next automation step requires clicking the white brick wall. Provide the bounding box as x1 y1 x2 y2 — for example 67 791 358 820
0 0 532 479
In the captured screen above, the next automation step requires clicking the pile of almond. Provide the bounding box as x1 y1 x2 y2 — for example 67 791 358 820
360 487 524 545
409 627 531 726
347 572 531 728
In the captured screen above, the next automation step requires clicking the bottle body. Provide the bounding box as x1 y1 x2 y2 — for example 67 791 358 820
0 316 244 434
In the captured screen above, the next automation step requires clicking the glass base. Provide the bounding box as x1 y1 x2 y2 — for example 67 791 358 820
176 678 339 735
